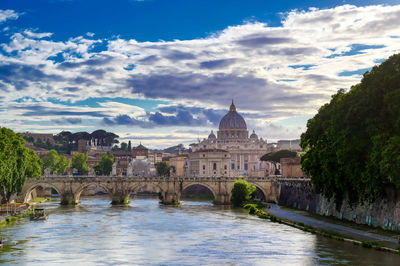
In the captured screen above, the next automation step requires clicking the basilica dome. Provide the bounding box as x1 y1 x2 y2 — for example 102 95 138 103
218 101 247 130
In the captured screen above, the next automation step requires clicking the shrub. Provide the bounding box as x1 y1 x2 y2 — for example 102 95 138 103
230 180 256 207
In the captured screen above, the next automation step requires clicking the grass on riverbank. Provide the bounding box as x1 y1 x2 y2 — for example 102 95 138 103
28 197 52 204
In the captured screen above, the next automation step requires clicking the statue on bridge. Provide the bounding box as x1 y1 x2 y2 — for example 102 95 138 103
112 162 117 176
127 160 133 176
44 168 51 177
88 167 95 176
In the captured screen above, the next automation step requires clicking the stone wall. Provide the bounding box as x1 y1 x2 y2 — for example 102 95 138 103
277 179 400 231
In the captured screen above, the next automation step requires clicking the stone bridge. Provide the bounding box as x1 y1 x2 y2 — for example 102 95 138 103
18 176 282 205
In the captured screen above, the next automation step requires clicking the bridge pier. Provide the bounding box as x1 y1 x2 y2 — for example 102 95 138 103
60 192 78 205
214 193 231 205
111 193 130 205
160 191 180 205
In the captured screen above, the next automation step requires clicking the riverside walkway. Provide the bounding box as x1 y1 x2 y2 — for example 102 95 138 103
268 204 400 249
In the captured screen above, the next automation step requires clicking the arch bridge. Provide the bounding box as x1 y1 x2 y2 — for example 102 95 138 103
18 176 281 205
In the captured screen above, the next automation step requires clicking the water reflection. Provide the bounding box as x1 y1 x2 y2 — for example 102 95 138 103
0 196 398 265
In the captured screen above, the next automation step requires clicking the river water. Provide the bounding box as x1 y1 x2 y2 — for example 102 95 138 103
0 196 399 265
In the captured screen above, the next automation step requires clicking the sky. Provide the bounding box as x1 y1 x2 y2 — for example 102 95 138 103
0 0 399 148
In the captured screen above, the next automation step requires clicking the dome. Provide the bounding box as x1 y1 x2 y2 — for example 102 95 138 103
250 130 258 139
218 100 247 130
208 130 216 139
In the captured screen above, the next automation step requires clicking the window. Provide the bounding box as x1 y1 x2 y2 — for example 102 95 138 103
231 163 235 170
237 165 240 170
203 154 205 157
203 165 205 170
213 163 217 170
224 165 227 170
244 163 248 171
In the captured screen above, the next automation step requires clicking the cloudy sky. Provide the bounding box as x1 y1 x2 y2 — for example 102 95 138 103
0 0 399 148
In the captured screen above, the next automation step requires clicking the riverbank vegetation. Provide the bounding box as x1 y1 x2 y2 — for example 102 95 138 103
28 197 52 204
0 128 42 204
230 180 256 207
300 53 400 206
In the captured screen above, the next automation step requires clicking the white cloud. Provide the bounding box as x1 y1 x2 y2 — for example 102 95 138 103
0 9 19 23
1 5 400 146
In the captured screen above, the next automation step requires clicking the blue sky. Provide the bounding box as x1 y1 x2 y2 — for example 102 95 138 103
0 0 400 148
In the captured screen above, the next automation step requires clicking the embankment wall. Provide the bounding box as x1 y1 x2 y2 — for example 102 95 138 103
277 179 400 231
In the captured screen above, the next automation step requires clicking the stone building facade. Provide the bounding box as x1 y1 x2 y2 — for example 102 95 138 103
169 154 188 177
184 149 231 177
280 157 304 178
191 101 273 177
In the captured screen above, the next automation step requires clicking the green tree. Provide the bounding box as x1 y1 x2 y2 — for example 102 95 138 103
57 155 70 174
72 153 88 175
230 180 256 207
260 150 297 162
120 142 128 151
93 154 114 175
0 127 41 203
301 53 400 207
43 150 70 174
155 162 171 177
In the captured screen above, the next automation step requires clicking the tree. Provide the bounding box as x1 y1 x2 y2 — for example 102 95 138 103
93 154 114 176
155 162 171 177
300 53 400 207
260 150 297 162
230 180 256 207
120 142 128 151
57 155 70 175
0 127 41 203
43 150 70 175
72 153 88 175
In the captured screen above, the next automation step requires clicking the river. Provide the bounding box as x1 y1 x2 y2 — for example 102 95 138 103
0 196 399 265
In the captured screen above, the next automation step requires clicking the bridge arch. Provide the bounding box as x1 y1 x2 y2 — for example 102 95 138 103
128 182 163 197
74 183 113 203
22 182 62 203
247 182 268 202
181 183 217 201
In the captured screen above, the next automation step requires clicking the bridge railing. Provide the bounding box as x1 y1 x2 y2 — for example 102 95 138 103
27 175 308 182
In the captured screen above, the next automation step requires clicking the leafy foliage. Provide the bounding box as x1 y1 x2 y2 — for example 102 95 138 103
42 149 70 174
300 53 400 206
155 162 171 177
94 154 114 175
230 180 256 207
0 127 41 203
72 153 88 175
260 150 297 162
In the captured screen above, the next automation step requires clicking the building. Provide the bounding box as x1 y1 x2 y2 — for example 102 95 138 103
129 156 156 176
280 157 304 178
191 101 273 177
111 150 131 176
25 144 49 159
78 139 87 153
23 133 55 144
184 149 231 177
169 154 188 177
132 143 149 158
148 151 163 167
277 139 301 151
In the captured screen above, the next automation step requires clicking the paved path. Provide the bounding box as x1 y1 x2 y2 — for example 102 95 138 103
268 204 400 249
